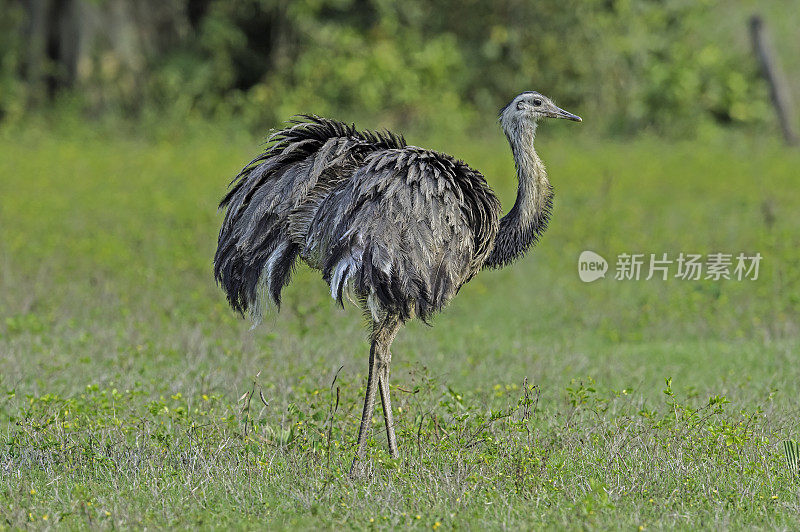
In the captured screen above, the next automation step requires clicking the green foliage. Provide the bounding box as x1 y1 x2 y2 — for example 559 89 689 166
1 0 789 136
170 0 771 134
245 1 471 131
595 0 770 134
0 1 25 123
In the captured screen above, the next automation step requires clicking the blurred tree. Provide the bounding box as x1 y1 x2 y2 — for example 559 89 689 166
18 0 188 113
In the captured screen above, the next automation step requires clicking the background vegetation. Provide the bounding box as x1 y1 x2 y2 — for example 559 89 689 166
3 0 799 136
1 0 800 529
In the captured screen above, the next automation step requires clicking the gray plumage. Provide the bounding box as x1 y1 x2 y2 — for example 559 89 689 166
213 91 581 474
214 117 499 324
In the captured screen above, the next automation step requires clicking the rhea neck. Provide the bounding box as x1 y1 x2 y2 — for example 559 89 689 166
484 119 553 269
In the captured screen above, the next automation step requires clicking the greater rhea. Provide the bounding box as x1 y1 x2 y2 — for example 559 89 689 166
214 91 581 475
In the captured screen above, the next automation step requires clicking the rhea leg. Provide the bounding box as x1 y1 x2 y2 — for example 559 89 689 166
378 360 398 459
350 314 401 476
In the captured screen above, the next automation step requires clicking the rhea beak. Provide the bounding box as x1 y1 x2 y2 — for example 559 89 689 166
549 106 582 122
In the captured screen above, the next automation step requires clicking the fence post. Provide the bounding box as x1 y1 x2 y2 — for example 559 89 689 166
749 14 798 146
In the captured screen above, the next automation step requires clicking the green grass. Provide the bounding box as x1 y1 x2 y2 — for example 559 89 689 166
1 123 799 529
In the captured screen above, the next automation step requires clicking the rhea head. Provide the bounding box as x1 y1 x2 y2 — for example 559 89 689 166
500 91 581 140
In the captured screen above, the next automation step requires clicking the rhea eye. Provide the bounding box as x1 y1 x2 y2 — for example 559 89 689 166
533 98 543 107
516 101 525 110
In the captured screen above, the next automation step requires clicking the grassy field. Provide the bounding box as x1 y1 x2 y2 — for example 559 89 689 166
1 122 799 529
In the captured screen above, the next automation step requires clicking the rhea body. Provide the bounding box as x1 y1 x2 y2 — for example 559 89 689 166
214 91 581 474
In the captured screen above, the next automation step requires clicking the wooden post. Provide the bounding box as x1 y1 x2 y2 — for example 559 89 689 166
749 14 798 146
